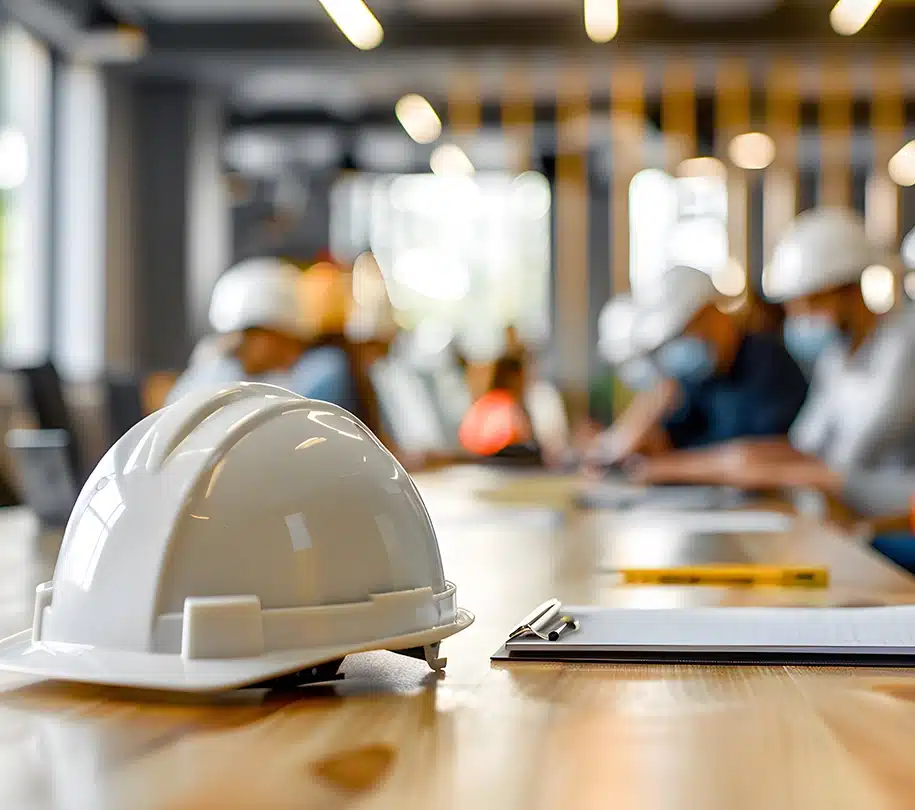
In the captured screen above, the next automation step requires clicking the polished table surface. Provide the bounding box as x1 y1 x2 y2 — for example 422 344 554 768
2 468 915 809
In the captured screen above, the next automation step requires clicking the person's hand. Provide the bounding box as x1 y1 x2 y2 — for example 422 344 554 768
630 443 839 492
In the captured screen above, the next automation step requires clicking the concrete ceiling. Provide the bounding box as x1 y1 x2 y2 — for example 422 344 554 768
110 0 782 23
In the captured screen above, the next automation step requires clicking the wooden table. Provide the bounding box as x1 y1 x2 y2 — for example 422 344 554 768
2 469 915 809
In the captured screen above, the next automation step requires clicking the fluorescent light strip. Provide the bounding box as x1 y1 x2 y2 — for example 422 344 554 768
395 95 442 144
318 0 383 51
829 0 882 36
584 0 619 43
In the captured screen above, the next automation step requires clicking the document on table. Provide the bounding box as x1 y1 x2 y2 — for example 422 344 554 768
492 604 915 665
603 509 794 533
575 481 748 511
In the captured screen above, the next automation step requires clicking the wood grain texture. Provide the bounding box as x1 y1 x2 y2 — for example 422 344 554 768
0 470 914 809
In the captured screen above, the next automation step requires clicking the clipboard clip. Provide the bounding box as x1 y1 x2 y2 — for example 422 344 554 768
508 598 581 642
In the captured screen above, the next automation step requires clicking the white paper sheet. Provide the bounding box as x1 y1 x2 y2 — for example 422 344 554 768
505 605 915 655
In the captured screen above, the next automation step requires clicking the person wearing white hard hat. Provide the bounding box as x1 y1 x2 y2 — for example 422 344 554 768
0 383 473 690
167 257 359 412
633 208 915 517
597 293 660 394
591 265 807 465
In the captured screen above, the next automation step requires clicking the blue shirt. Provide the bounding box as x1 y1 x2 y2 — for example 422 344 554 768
663 333 808 450
168 345 361 416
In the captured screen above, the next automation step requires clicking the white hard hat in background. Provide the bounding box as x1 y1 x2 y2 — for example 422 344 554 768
633 265 722 353
902 227 915 270
346 252 398 343
209 257 313 341
0 383 473 691
597 293 640 366
762 208 875 302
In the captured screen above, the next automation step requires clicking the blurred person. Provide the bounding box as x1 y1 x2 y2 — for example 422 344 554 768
396 320 472 443
633 208 915 509
167 257 359 412
744 295 787 339
459 354 538 461
457 328 570 465
585 293 665 462
342 256 472 470
586 265 808 466
597 293 661 394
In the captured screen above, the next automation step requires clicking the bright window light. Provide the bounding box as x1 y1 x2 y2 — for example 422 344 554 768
584 0 619 43
393 248 470 302
860 264 896 314
511 171 551 219
0 127 29 190
430 144 475 177
889 140 915 187
318 0 383 50
728 132 776 170
395 94 441 144
829 0 882 35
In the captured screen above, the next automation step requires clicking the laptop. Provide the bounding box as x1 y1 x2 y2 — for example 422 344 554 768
6 429 78 527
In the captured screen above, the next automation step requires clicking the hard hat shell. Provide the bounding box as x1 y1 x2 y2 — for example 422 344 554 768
633 265 721 354
0 383 473 691
762 207 875 302
597 294 641 366
209 257 313 340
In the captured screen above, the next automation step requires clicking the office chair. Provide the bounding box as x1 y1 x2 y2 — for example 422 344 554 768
105 373 145 447
17 362 85 485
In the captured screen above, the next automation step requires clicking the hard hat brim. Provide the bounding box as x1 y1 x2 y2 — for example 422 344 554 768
0 608 474 693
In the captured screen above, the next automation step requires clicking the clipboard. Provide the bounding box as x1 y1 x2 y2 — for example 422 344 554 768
492 602 915 666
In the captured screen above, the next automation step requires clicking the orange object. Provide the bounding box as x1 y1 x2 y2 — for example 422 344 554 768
459 390 531 457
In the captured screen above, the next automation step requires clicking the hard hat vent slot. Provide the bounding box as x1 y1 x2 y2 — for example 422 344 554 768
152 383 292 471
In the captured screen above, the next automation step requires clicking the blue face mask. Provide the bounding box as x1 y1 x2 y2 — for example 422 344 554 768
655 336 717 385
783 316 843 372
617 357 659 392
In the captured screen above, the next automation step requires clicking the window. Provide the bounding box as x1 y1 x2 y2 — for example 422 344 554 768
629 167 737 296
331 171 551 356
0 24 52 367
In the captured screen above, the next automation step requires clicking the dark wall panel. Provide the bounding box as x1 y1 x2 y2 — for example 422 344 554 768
134 82 192 372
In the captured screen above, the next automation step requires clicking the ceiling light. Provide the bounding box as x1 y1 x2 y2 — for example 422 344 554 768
430 144 475 177
584 0 619 43
395 94 441 144
318 0 383 50
889 141 915 187
728 132 776 170
829 0 882 35
860 264 895 314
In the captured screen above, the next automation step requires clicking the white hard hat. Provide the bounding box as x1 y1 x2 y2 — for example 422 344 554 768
0 383 473 692
209 257 313 340
346 253 398 343
762 208 874 302
902 227 915 270
633 265 721 353
597 294 640 365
